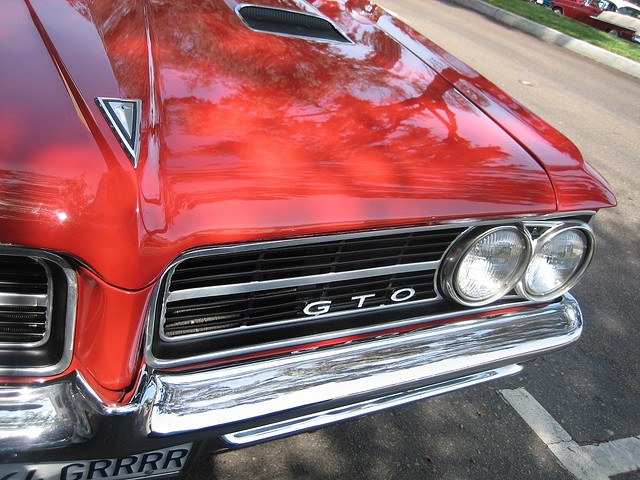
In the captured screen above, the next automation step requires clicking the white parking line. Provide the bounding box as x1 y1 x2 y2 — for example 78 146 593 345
500 388 640 480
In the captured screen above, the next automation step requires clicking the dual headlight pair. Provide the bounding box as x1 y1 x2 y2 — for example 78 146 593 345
440 221 594 306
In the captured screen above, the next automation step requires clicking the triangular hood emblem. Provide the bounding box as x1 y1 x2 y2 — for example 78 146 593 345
96 97 142 167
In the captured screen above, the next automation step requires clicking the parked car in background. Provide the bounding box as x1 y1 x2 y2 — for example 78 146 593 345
551 0 640 39
606 0 640 9
536 0 553 8
0 0 616 478
596 8 640 39
550 0 616 21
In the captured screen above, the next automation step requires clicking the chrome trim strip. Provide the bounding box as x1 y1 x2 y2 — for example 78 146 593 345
222 364 522 445
0 292 48 308
235 4 355 44
165 260 440 302
160 295 444 345
147 295 531 369
146 295 582 436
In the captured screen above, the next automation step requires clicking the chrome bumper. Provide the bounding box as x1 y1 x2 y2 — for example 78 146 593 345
0 295 582 456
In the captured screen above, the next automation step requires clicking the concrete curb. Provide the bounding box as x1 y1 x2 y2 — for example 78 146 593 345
448 0 640 79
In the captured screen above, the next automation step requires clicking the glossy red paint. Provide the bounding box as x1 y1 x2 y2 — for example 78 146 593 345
73 269 151 392
371 6 616 212
1 0 613 294
0 0 615 394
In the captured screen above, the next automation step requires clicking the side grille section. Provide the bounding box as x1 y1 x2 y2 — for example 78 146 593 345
152 227 467 363
0 249 76 376
0 256 50 346
236 5 353 43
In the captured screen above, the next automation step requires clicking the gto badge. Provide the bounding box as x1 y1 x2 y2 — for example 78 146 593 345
303 288 416 316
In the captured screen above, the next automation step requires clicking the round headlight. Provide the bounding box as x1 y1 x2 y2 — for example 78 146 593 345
520 223 594 301
443 227 531 306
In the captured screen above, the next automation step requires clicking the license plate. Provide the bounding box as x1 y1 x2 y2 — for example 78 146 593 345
0 443 193 480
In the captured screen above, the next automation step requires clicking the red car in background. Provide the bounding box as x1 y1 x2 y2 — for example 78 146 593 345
550 0 639 39
550 0 616 21
0 0 615 478
596 6 640 41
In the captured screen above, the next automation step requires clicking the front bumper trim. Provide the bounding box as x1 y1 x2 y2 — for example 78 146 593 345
1 295 582 455
148 295 581 438
222 364 522 445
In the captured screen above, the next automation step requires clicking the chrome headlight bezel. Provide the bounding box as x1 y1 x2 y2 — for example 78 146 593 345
440 220 595 307
440 225 532 307
516 222 595 302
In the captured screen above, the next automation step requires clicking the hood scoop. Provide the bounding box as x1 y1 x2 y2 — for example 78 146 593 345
237 5 352 43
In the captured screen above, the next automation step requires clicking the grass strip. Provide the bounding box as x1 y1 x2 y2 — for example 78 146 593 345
481 0 640 62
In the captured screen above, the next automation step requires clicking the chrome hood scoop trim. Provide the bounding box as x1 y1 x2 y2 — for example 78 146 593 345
236 4 352 43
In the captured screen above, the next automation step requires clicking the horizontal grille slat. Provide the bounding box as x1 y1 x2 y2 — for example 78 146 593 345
0 310 47 341
165 273 436 321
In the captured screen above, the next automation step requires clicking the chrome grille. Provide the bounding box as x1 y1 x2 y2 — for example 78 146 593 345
149 213 596 368
163 271 437 339
168 230 459 291
0 256 50 346
159 227 465 343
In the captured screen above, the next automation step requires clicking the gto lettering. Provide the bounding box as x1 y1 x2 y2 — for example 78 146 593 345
303 288 417 316
351 293 376 308
303 301 332 316
390 288 416 302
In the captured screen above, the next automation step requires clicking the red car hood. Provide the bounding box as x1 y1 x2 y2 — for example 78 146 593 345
0 0 614 289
